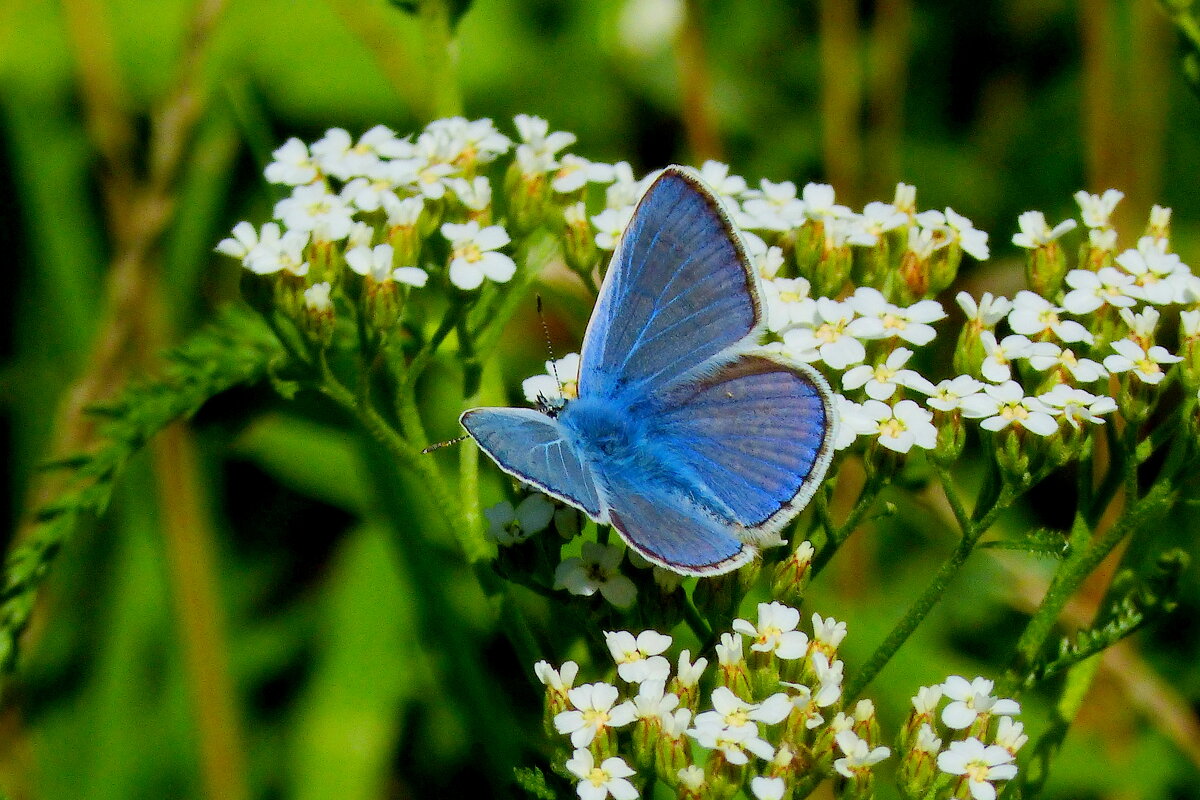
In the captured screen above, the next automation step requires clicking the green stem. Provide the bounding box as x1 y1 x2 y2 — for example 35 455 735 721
844 473 1014 701
1005 480 1176 687
417 0 462 120
681 589 714 644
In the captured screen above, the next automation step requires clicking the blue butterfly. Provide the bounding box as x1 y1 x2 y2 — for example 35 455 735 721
462 166 836 576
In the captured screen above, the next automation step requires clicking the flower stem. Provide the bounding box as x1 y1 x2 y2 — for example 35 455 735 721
418 0 463 120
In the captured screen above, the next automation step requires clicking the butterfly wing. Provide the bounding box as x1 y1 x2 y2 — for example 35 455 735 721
599 463 755 576
459 408 607 520
579 168 762 402
644 354 836 535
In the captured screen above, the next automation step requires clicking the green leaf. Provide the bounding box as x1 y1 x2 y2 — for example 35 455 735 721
981 527 1070 559
513 767 558 800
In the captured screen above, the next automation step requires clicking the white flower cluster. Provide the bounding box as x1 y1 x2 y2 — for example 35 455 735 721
897 677 1025 800
534 602 890 799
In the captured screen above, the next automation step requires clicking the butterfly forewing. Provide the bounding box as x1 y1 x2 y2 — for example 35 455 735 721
460 408 607 519
579 169 762 402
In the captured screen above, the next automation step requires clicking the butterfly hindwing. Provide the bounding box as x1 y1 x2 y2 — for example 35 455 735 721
459 408 607 519
644 354 836 533
579 168 761 402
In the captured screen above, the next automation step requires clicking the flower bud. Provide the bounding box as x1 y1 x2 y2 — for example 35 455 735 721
815 243 854 299
562 201 598 274
1025 240 1069 298
771 541 815 606
301 282 335 346
896 249 929 305
897 724 942 799
794 220 825 282
505 159 550 234
926 241 962 296
931 412 967 466
655 710 693 786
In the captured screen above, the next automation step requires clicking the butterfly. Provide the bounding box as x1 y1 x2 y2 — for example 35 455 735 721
462 166 836 576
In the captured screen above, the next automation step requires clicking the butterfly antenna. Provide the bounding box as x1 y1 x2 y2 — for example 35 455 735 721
421 435 468 454
536 294 563 394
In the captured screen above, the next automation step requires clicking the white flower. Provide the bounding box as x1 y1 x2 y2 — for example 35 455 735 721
244 223 310 276
534 660 579 693
1037 385 1117 428
687 713 775 765
741 179 806 230
303 282 332 313
750 776 785 800
273 183 355 241
848 287 945 345
762 277 815 332
1007 290 1093 344
809 652 844 707
780 298 866 370
833 730 891 778
1103 338 1182 384
833 396 876 450
552 154 615 194
216 221 262 259
957 292 1012 327
264 137 319 185
915 723 942 754
961 381 1057 436
485 495 555 546
345 243 394 282
944 208 990 260
939 676 1021 729
630 680 679 720
522 353 581 406
732 602 809 659
675 650 707 688
1117 236 1190 305
554 542 637 609
926 375 986 413
841 347 936 400
513 114 576 172
605 162 648 209
698 160 748 199
716 632 744 667
802 182 851 219
446 176 493 212
980 332 1034 383
742 233 786 279
937 738 1018 800
565 749 639 800
1089 227 1119 253
676 765 704 792
912 685 943 715
1075 188 1124 228
605 630 673 683
811 613 849 651
555 683 636 748
825 215 878 247
695 687 791 731
893 182 917 214
592 206 635 251
859 399 938 453
1011 210 1077 248
994 716 1028 755
860 201 908 235
346 221 375 250
382 194 425 228
311 126 397 180
442 221 516 289
1062 267 1137 314
1026 344 1108 383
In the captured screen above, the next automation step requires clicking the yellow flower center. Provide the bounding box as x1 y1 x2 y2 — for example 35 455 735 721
873 364 897 381
1000 403 1029 421
882 313 907 330
726 709 751 728
587 767 609 787
582 708 610 728
459 244 484 263
1136 358 1161 375
879 418 907 438
816 322 844 343
780 290 803 304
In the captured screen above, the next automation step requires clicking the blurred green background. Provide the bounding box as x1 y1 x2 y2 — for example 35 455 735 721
2 0 1200 798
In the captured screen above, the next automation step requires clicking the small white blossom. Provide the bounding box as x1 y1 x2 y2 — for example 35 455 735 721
732 602 809 659
1075 188 1124 229
741 179 806 230
264 138 319 185
687 713 775 765
555 683 636 748
1103 338 1182 384
522 353 582 405
937 738 1018 800
915 723 942 753
1026 344 1108 383
534 660 579 693
780 298 866 370
715 632 744 667
1117 236 1191 305
311 126 396 180
513 114 576 172
994 716 1028 755
630 680 679 720
945 208 990 260
939 676 1021 730
980 332 1034 383
811 613 849 651
859 399 938 453
485 495 554 546
698 160 748 199
833 396 877 451
810 652 845 707
841 347 937 401
802 183 851 219
961 381 1058 436
303 282 332 313
1037 385 1117 428
750 776 785 800
442 221 516 290
1011 210 1077 248
912 685 943 715
848 288 945 346
274 183 355 241
216 221 262 259
565 748 639 800
834 730 891 778
592 206 635 251
244 223 310 276
861 200 908 235
447 176 493 212
554 542 636 609
552 154 615 194
957 292 1012 327
762 277 815 332
1063 267 1137 314
675 650 707 688
1007 290 1093 344
926 375 986 413
605 630 673 684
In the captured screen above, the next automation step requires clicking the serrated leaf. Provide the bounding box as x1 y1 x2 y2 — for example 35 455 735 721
513 767 557 800
981 527 1070 558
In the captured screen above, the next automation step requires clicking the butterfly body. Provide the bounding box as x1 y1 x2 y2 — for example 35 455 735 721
462 167 836 576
